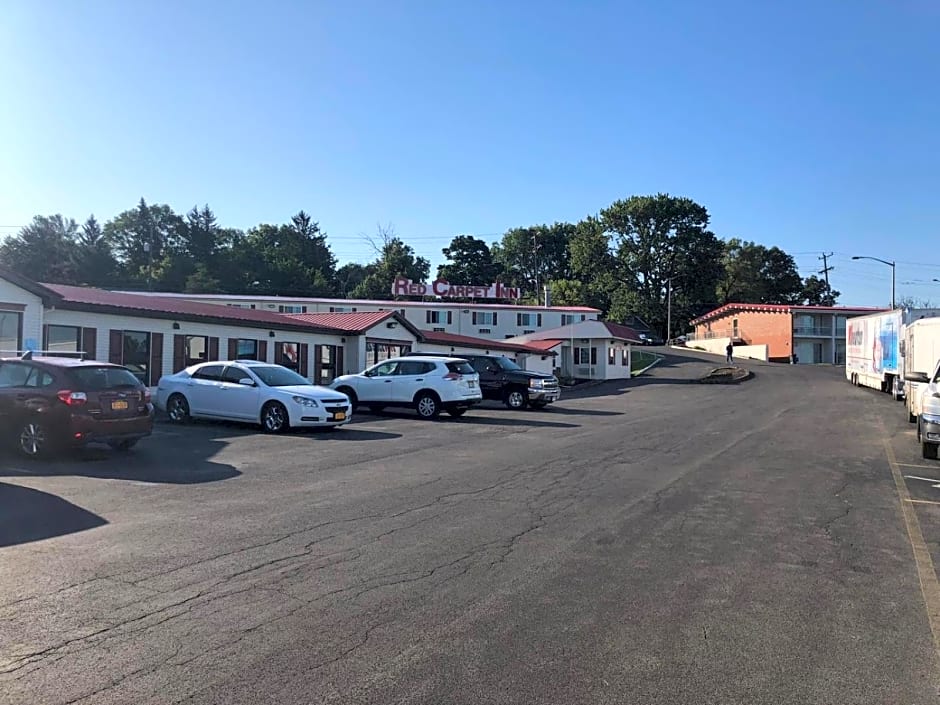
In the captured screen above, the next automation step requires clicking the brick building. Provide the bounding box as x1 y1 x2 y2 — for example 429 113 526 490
689 303 885 364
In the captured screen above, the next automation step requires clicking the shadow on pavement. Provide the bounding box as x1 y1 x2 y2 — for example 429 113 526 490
0 482 107 547
0 435 242 485
533 406 624 417
314 428 403 441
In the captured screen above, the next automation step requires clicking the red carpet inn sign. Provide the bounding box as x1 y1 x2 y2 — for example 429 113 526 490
391 277 522 300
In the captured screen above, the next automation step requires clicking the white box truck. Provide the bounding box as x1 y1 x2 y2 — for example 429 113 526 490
903 318 940 459
846 309 940 399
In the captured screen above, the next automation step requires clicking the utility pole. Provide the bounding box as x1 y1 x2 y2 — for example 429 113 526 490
666 278 672 344
532 232 541 298
818 252 834 289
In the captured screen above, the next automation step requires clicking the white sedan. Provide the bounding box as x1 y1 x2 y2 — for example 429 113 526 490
155 360 351 432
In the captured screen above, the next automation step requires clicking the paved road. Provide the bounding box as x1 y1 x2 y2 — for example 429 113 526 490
2 350 939 704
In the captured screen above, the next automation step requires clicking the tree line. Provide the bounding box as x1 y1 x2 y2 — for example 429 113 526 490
0 193 838 335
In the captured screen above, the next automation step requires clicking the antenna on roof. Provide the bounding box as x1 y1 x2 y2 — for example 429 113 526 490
20 350 32 360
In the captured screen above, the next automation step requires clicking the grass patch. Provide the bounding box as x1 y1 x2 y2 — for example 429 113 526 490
631 350 660 373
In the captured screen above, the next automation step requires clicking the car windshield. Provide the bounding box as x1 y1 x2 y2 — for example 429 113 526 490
494 357 521 371
70 366 142 390
250 365 311 387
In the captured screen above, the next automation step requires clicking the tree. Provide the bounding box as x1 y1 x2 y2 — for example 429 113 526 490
0 215 80 283
801 275 840 306
183 204 221 263
602 194 724 335
104 198 186 288
351 225 430 299
336 263 371 297
718 239 804 304
72 215 118 286
184 263 221 293
437 235 503 285
567 216 617 311
492 222 573 300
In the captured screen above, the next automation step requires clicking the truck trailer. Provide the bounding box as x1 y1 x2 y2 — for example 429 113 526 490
903 318 940 435
846 309 940 398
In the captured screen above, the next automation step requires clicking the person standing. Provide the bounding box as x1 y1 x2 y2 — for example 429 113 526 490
726 342 734 365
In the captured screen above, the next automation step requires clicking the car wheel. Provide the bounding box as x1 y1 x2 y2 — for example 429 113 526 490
108 439 138 452
17 419 51 459
924 442 939 460
447 408 467 418
336 387 358 410
261 402 290 434
166 394 191 424
504 387 529 410
415 392 441 419
368 405 385 414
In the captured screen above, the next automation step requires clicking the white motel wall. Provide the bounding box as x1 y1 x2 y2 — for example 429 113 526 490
129 293 601 342
0 277 44 353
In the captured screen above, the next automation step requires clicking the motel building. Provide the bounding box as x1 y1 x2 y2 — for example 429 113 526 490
0 268 574 385
127 277 601 344
688 303 886 364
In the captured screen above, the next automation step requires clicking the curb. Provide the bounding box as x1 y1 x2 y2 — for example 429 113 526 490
631 354 664 378
697 367 754 385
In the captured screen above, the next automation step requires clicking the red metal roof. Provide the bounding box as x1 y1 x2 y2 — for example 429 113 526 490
602 322 644 342
419 330 558 355
42 284 347 333
284 311 397 333
519 338 565 352
690 302 888 325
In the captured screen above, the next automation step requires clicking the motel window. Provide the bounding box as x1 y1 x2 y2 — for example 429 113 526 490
235 339 259 360
622 348 629 366
276 342 300 370
609 347 616 365
366 342 412 366
329 306 357 313
278 305 308 314
0 310 22 354
426 310 441 324
318 345 338 384
47 325 82 356
574 346 597 365
227 303 256 309
433 327 445 333
562 314 574 325
184 335 209 367
122 331 151 385
581 315 586 322
472 311 497 326
478 328 492 334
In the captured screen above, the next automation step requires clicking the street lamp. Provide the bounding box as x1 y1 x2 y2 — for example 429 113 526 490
852 256 896 309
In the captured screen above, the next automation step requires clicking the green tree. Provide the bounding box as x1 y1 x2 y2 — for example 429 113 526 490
602 194 724 335
72 215 119 286
336 262 371 297
437 235 504 284
718 239 804 304
0 215 80 283
104 198 186 288
183 204 221 263
492 222 573 299
184 263 222 293
568 216 617 312
351 226 430 299
801 275 840 306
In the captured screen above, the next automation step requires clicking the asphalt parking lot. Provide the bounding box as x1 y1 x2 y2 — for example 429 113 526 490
3 349 940 704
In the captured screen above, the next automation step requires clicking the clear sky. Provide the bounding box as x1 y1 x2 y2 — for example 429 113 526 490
1 0 938 307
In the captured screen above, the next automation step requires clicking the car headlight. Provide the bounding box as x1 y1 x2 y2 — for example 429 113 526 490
291 396 319 407
923 413 940 425
529 378 544 388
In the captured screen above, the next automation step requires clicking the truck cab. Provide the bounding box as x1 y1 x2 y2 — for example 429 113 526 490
907 359 940 460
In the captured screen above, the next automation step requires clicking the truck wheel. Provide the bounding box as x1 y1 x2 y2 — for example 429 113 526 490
504 387 529 410
924 443 939 460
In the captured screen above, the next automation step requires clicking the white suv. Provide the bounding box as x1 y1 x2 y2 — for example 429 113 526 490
330 356 482 419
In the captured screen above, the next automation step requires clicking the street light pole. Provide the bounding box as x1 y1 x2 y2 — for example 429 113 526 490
666 278 672 343
852 256 896 309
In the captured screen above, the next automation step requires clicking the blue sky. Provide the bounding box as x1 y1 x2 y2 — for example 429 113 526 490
1 0 938 306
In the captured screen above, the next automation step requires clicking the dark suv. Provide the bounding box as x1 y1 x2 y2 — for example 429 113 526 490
406 352 559 410
0 355 154 458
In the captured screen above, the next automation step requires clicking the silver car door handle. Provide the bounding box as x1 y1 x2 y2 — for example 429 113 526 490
384 380 393 383
415 378 424 382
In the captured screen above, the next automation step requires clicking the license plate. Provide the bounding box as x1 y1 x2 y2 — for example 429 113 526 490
333 412 346 421
468 380 476 387
111 400 129 411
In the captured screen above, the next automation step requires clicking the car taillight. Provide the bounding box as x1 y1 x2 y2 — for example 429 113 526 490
443 372 462 381
57 390 88 406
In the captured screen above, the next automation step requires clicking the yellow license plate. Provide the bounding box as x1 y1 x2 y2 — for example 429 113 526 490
333 412 346 421
111 400 129 410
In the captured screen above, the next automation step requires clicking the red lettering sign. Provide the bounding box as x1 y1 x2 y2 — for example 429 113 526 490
432 279 449 296
391 278 522 299
392 277 410 295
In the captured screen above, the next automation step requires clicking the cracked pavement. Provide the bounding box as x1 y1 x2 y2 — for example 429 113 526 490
2 349 939 704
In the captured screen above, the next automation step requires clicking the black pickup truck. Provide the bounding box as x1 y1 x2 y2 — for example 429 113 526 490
405 352 560 410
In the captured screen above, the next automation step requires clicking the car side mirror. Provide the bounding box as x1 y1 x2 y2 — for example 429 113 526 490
906 372 930 384
238 378 255 386
364 370 375 377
